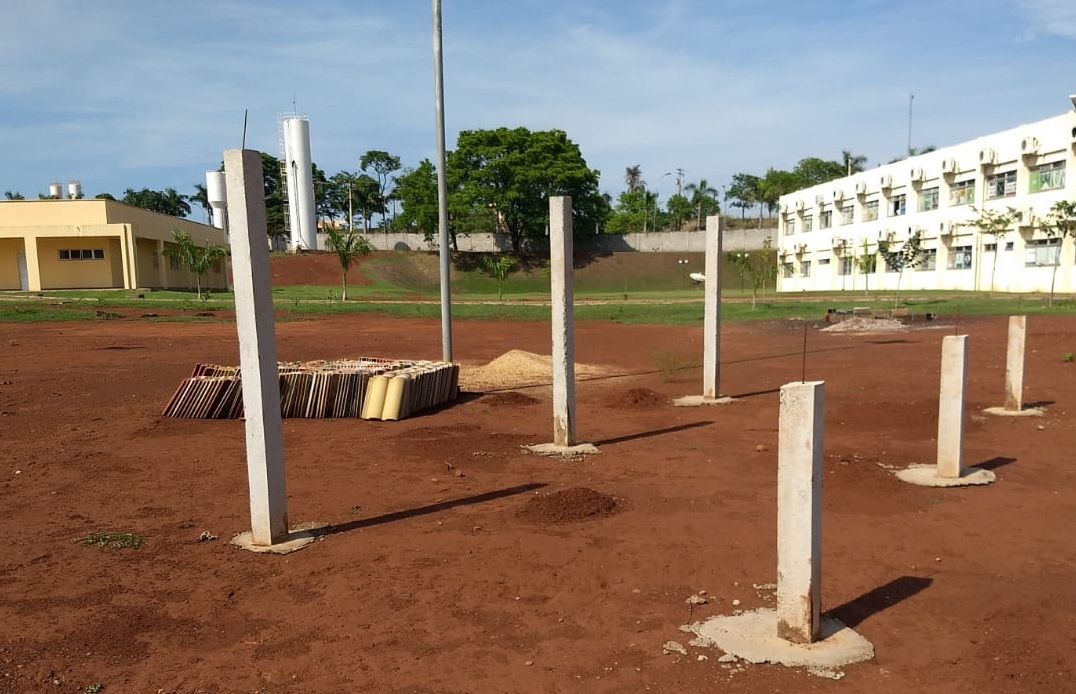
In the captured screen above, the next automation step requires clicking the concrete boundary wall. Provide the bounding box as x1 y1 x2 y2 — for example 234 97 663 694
316 227 777 254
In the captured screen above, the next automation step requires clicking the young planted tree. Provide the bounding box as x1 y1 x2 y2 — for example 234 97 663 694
481 254 516 300
962 206 1022 297
1040 200 1076 306
877 230 924 306
852 239 877 296
324 227 372 301
726 237 778 309
161 229 227 302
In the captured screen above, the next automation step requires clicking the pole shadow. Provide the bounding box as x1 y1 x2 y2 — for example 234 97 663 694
319 482 546 537
976 456 1016 471
728 386 782 399
595 420 712 446
826 575 933 628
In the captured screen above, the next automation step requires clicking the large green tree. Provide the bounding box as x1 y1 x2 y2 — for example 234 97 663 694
624 165 644 193
121 188 191 217
391 160 440 241
448 127 608 253
360 150 402 224
725 173 760 220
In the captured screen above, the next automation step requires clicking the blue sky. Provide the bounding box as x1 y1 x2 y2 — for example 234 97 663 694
1 0 1074 212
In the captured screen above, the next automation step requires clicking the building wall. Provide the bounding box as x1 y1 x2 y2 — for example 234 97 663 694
777 110 1076 294
0 238 24 290
0 200 229 291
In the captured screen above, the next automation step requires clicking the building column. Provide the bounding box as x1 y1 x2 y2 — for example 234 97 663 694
157 239 167 289
24 235 42 291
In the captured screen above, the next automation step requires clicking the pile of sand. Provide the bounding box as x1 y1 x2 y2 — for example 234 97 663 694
821 317 907 333
459 350 612 391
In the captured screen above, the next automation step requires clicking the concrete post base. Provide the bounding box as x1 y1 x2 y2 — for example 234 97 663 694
685 608 873 668
230 521 325 554
673 395 736 407
983 406 1044 418
523 442 599 457
894 464 996 487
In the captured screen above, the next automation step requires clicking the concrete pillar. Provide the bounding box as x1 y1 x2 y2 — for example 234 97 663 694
1004 316 1026 412
702 215 723 399
937 335 968 479
157 239 167 289
24 236 42 291
776 380 824 644
224 149 289 546
550 196 575 447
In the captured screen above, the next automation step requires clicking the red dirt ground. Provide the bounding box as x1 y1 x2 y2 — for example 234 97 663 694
2 311 1075 693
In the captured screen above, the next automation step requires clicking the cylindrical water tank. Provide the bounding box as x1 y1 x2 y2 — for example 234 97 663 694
48 182 62 198
67 181 82 199
282 117 318 251
206 170 227 230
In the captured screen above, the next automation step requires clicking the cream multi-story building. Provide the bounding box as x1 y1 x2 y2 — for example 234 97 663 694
776 106 1076 294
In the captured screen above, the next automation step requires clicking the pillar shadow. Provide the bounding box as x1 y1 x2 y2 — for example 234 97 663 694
976 456 1016 471
728 386 782 399
826 575 933 628
595 420 711 446
319 482 546 536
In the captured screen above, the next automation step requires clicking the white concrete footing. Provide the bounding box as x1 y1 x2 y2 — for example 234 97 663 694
230 521 325 554
523 442 600 457
673 394 736 407
685 609 874 668
895 464 996 487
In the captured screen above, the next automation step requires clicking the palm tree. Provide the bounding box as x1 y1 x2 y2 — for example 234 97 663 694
324 227 372 301
684 178 719 231
624 165 644 193
190 183 211 224
842 150 867 176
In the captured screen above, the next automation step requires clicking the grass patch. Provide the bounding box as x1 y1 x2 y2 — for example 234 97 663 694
77 531 146 549
0 305 96 322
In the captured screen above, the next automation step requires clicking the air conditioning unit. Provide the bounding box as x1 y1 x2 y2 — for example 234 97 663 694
879 229 896 242
795 243 808 254
780 204 789 214
1020 136 1040 155
941 158 958 174
855 181 868 195
831 237 847 252
832 189 845 202
979 147 997 166
794 199 805 211
879 174 893 189
939 220 954 237
1018 207 1036 227
909 166 924 182
815 194 826 207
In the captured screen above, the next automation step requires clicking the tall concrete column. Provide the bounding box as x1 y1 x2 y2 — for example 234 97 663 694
550 196 575 447
937 335 968 479
1003 316 1026 412
703 215 724 399
156 239 167 288
224 148 289 546
776 380 824 644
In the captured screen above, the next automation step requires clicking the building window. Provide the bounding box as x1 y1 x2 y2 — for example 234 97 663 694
782 262 794 278
985 243 997 252
919 187 939 211
211 260 223 273
949 180 975 206
889 194 907 217
839 205 854 225
1030 161 1065 193
917 248 937 271
800 260 811 277
803 215 814 233
785 215 796 235
986 170 1017 199
818 258 830 265
169 256 181 272
948 245 973 269
1025 238 1061 266
838 257 853 276
1005 241 1014 251
862 200 879 222
58 249 104 261
820 209 833 229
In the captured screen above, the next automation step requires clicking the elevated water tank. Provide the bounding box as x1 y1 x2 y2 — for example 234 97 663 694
48 182 62 198
206 170 227 230
282 117 318 251
67 180 82 199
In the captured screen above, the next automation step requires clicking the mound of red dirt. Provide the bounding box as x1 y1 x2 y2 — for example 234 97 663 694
480 391 540 406
268 252 374 287
516 487 620 524
605 387 666 409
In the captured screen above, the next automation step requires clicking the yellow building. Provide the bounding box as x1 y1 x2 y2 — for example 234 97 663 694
0 199 229 291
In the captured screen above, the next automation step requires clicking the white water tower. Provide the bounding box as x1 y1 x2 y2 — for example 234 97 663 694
48 182 62 198
206 170 227 231
282 116 318 251
67 181 82 199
